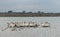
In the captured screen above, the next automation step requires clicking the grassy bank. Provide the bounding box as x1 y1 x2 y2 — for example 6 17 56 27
0 13 60 17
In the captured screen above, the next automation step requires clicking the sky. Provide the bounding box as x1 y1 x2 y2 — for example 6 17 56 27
0 0 60 12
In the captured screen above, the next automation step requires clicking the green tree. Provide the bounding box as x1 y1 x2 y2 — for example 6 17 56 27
22 11 25 13
8 10 13 13
38 11 40 13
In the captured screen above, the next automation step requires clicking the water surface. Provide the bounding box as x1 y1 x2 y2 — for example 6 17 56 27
0 17 60 37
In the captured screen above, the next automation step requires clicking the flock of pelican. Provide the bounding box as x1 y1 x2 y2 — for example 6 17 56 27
1 21 50 31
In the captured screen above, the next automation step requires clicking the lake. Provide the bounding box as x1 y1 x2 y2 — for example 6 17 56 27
0 17 60 37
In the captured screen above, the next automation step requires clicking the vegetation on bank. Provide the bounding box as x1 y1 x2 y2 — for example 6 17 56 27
0 10 60 17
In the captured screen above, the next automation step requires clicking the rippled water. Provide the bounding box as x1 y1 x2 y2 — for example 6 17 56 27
0 17 60 37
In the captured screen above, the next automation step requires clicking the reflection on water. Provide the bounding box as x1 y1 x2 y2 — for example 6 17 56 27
0 17 60 37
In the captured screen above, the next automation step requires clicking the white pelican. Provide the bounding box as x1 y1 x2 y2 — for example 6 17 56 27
41 22 50 27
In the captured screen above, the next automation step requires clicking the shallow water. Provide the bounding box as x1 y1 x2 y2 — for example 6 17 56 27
0 17 60 37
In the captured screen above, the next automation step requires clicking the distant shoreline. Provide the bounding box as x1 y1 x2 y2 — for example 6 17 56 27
0 13 60 17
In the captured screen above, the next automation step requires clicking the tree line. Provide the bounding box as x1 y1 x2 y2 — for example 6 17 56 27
8 10 42 14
